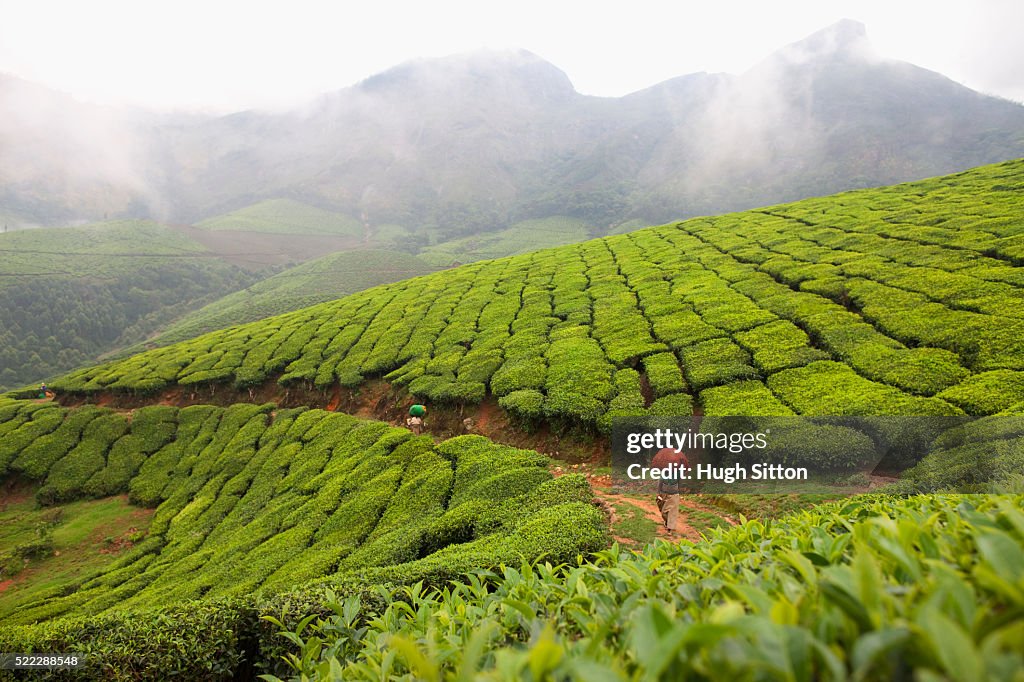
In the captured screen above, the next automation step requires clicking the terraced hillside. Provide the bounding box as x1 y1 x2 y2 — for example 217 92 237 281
3 161 1024 681
418 216 596 266
0 398 604 628
49 160 1024 427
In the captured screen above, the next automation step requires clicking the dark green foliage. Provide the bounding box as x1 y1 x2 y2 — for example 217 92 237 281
129 405 219 507
901 434 1024 492
0 221 257 391
11 407 105 479
498 389 546 422
0 405 64 474
260 495 1024 682
39 413 130 504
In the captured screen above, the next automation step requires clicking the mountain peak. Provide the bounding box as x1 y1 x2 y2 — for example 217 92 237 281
357 48 575 99
772 19 874 65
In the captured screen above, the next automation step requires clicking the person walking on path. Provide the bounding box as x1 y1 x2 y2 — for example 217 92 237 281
651 447 689 533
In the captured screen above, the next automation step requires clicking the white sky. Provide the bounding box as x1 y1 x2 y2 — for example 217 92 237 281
1 0 1021 112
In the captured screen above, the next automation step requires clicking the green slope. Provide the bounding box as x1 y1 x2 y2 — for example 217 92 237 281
0 398 605 626
195 199 364 236
4 161 1024 681
276 493 1024 681
0 221 257 391
418 216 597 266
141 249 437 346
51 160 1024 425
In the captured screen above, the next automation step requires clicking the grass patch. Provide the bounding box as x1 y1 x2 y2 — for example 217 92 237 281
0 490 152 618
681 505 730 535
611 501 658 547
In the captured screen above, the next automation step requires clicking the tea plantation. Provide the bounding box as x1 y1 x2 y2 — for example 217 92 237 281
267 494 1024 681
0 398 605 677
49 160 1024 431
3 160 1024 680
131 249 437 347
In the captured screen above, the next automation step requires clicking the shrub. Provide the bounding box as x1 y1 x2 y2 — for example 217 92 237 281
650 310 725 349
543 391 606 425
261 494 1024 682
498 389 546 422
641 352 687 398
646 393 694 417
0 405 65 474
937 370 1024 415
490 356 546 396
11 407 104 479
679 338 759 391
700 380 795 416
734 320 829 374
768 361 963 416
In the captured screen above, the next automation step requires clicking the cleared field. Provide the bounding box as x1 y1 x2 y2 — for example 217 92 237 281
195 199 364 236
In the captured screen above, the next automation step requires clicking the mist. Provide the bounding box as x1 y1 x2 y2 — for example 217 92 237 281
3 19 1024 235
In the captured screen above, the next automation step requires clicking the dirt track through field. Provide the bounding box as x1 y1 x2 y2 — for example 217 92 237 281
596 489 702 542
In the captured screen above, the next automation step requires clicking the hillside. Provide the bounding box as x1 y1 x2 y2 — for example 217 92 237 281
0 398 604 627
134 249 437 347
0 221 257 391
2 161 1024 680
194 199 364 236
48 161 1024 430
418 216 596 266
267 493 1024 681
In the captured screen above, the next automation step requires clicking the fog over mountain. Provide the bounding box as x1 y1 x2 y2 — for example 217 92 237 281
3 20 1024 236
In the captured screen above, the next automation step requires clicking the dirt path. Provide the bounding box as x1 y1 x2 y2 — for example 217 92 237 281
157 388 182 407
325 386 342 412
474 398 498 433
597 488 702 542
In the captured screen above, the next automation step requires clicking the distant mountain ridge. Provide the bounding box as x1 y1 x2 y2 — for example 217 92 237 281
3 20 1024 236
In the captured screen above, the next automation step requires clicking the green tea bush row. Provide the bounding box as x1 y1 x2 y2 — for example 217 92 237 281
0 402 605 631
